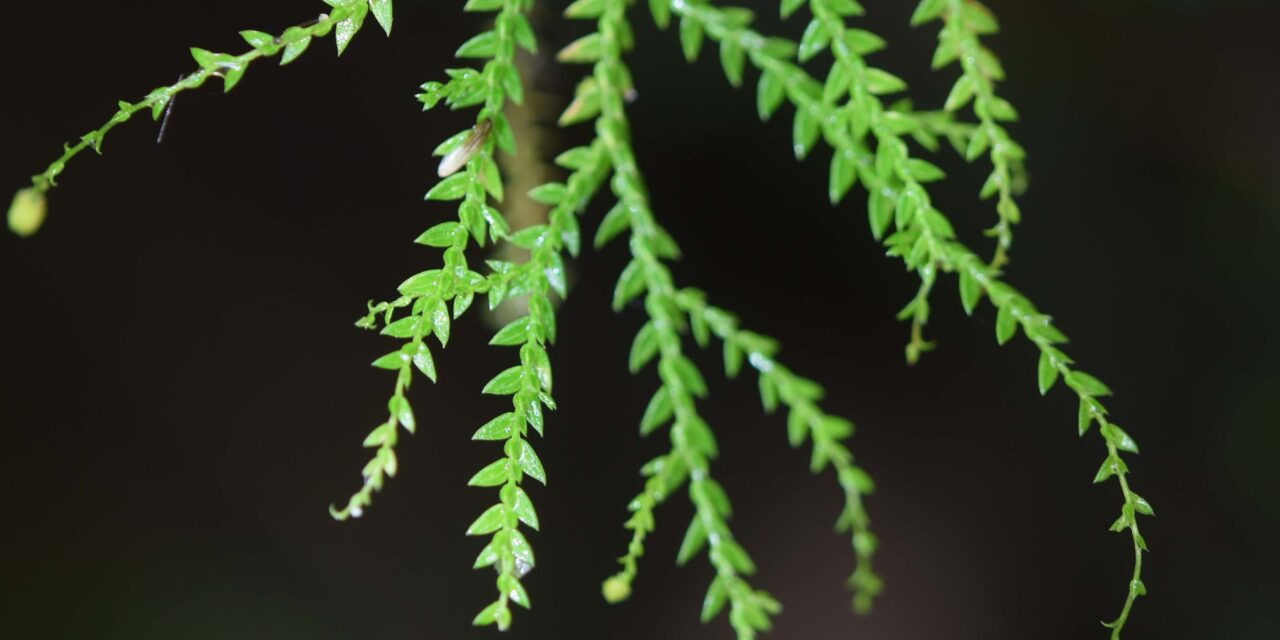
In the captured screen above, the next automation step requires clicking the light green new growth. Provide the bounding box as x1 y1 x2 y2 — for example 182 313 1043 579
7 0 1152 638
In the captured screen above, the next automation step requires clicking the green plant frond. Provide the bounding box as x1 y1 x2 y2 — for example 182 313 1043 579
914 0 1029 268
674 289 882 614
13 0 390 237
581 3 781 637
662 1 1151 635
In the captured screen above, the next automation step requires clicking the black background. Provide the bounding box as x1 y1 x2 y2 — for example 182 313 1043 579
2 1 1277 638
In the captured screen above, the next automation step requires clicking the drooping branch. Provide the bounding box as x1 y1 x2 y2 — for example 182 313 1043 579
661 1 1152 636
11 0 392 236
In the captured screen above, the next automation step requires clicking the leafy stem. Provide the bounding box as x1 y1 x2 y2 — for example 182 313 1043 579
582 1 780 637
25 0 389 206
664 0 1152 636
674 289 883 613
602 450 686 603
914 0 1028 268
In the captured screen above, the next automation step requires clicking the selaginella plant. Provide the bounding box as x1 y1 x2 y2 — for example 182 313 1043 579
6 0 1153 637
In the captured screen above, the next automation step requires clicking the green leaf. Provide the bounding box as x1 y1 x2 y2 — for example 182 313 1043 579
640 388 674 435
1093 455 1122 483
333 6 366 57
483 366 523 395
995 303 1017 345
490 317 531 346
864 68 907 95
1101 423 1140 453
473 413 517 440
988 97 1019 121
456 31 497 58
370 0 393 36
398 269 441 296
1133 495 1155 516
371 351 407 370
557 33 603 63
780 0 806 19
665 356 708 397
676 518 707 565
466 504 504 535
381 315 422 338
507 224 547 249
629 322 659 373
415 222 461 247
1066 371 1113 397
513 487 540 529
945 76 976 111
528 182 567 205
431 299 451 346
389 394 414 433
910 0 947 25
1037 351 1060 395
959 269 982 315
756 71 786 121
471 601 500 626
759 374 779 413
845 29 886 55
679 17 704 61
281 35 312 65
829 148 857 204
468 459 510 487
518 440 547 484
612 260 646 311
648 0 672 28
792 108 820 160
454 291 475 319
723 341 744 379
906 158 946 182
719 40 746 87
412 341 437 382
786 405 810 447
425 174 468 201
719 539 757 574
1078 397 1100 436
464 0 503 11
868 188 894 240
240 30 277 52
565 0 608 18
798 19 828 62
594 202 631 248
505 576 531 609
701 577 728 622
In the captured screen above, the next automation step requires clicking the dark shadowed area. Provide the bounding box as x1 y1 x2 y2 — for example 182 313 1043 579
2 1 1277 638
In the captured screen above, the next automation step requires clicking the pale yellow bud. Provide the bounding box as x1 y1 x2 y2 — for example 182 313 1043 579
601 577 631 603
7 188 47 237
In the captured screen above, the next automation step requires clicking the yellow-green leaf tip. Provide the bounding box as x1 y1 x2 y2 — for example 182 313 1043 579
8 188 47 237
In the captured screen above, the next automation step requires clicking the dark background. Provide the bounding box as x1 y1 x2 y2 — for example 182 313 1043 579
1 1 1277 638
